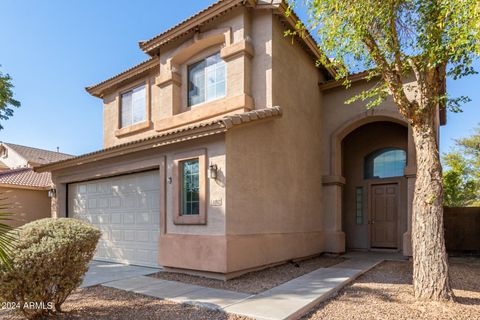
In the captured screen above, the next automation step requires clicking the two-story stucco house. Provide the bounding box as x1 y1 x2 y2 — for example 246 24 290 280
36 0 445 279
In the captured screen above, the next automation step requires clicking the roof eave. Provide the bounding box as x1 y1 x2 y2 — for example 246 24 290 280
86 58 159 99
35 106 283 173
274 2 337 80
0 183 50 191
139 0 247 55
35 122 228 173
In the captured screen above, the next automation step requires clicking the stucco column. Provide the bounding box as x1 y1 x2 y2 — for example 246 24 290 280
403 125 416 256
155 62 182 116
322 175 346 253
220 39 254 98
50 182 67 219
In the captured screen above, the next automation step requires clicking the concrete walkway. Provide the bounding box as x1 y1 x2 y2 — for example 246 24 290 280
102 253 403 319
81 260 160 288
103 276 252 310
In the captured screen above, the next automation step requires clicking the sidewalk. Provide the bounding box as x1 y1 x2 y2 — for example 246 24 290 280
102 253 400 320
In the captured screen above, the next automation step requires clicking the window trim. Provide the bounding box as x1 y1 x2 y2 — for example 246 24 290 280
173 149 207 225
187 52 226 108
115 79 151 136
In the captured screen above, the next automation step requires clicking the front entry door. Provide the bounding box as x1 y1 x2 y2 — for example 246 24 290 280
370 183 398 248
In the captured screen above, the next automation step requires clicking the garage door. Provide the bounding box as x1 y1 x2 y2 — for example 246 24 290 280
68 170 161 267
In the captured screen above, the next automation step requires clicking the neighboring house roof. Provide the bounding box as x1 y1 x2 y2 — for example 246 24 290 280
2 142 73 166
86 0 336 98
0 161 8 170
0 168 51 190
35 106 282 173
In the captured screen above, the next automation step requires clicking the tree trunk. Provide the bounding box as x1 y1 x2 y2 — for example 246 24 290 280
411 112 454 301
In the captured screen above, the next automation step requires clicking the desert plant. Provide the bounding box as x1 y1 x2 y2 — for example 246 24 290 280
0 193 15 269
0 218 101 319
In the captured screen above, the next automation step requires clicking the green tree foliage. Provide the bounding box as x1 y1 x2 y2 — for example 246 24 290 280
287 0 479 301
443 127 480 207
0 66 20 130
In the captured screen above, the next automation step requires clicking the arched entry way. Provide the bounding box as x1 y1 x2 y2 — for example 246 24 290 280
322 110 416 256
342 122 408 251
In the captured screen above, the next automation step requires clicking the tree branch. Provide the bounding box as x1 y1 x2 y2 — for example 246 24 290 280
362 30 414 121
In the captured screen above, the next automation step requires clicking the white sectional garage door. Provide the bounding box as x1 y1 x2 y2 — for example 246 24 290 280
68 170 160 267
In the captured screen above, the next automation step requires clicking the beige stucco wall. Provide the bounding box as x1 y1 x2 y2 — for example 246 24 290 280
0 187 51 228
63 4 428 275
320 77 418 255
224 14 327 273
50 135 228 273
0 144 29 169
101 7 254 149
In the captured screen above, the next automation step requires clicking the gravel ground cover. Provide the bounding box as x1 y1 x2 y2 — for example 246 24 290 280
2 286 252 320
301 257 480 320
151 255 345 294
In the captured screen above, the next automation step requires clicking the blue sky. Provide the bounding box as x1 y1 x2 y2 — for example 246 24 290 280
0 0 478 156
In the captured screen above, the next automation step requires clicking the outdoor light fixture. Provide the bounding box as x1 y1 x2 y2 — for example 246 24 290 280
208 164 218 180
48 188 57 198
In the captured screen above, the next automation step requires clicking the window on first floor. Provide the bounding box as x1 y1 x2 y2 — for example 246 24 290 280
364 148 407 179
173 149 206 225
180 158 200 216
120 84 146 128
188 52 226 107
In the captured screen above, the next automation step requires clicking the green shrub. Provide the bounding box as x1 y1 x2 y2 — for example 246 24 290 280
0 218 101 319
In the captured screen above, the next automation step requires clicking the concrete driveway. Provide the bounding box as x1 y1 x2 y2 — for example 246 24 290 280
81 260 161 288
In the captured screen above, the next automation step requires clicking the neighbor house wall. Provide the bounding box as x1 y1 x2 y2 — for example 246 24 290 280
224 13 326 274
0 187 50 228
0 145 28 169
444 207 480 253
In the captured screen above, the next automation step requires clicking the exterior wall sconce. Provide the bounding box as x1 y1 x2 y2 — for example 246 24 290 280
208 164 218 180
48 188 57 198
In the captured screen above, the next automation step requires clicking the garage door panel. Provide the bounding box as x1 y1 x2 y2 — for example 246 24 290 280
68 171 160 267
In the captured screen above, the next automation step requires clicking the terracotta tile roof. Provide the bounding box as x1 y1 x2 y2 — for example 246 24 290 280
35 106 282 172
3 143 73 165
139 0 244 54
0 168 51 189
87 0 335 98
85 57 158 98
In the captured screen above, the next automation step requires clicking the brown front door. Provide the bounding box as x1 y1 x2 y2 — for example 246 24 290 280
370 183 398 248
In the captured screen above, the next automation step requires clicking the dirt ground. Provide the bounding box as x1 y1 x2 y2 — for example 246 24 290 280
151 255 345 294
3 256 477 319
2 286 252 320
302 257 480 320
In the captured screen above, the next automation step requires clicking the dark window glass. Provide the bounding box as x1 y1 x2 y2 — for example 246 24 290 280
188 52 225 106
181 159 200 215
356 187 363 224
364 148 406 179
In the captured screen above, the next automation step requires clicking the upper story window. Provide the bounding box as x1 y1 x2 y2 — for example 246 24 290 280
188 52 226 107
364 148 406 179
120 84 146 128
